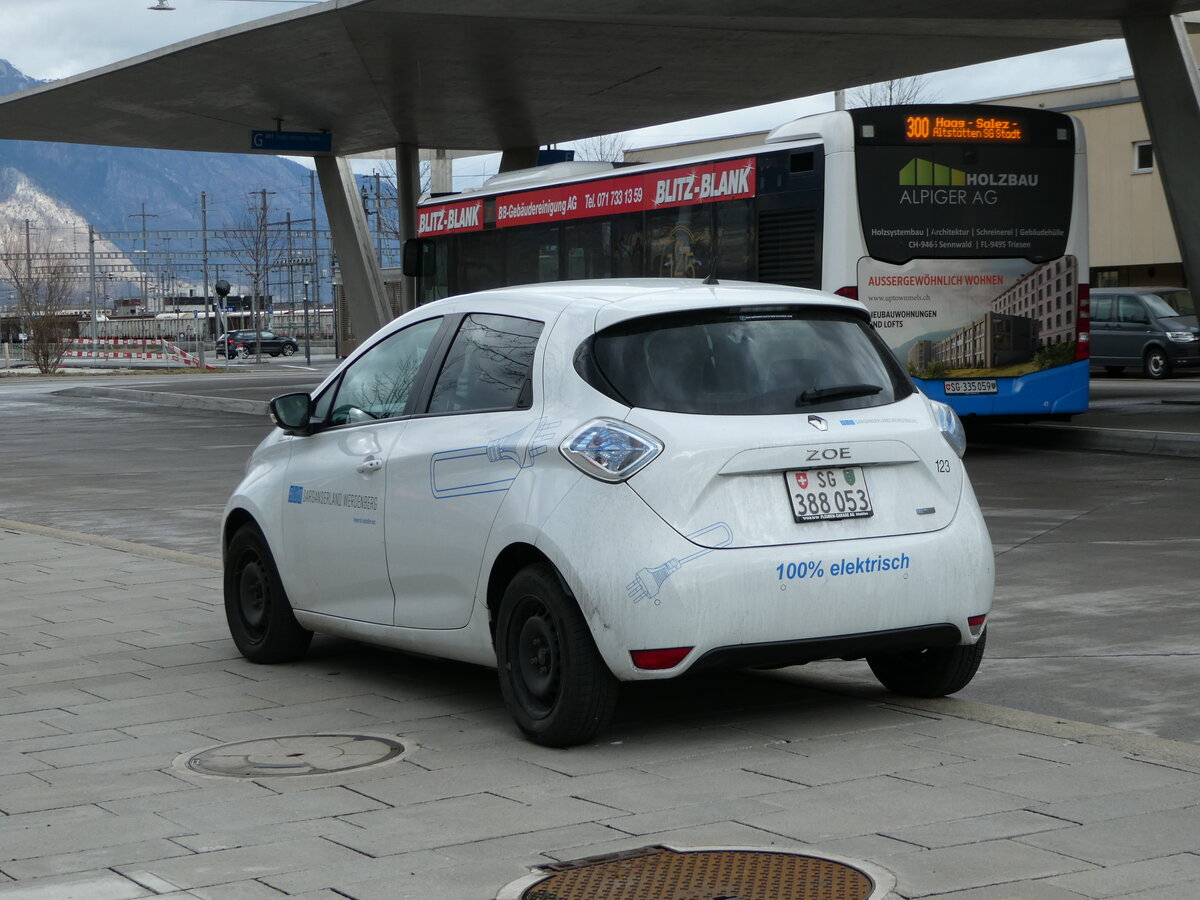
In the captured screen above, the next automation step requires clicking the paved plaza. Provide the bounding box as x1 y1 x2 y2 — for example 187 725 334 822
3 517 1200 899
1 375 1199 898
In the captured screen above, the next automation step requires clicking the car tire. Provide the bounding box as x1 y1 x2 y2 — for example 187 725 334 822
237 346 250 359
1143 347 1171 379
1103 366 1125 375
867 628 986 697
224 524 312 664
495 563 618 747
281 343 297 356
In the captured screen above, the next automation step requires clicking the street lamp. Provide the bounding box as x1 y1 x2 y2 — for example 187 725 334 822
303 277 312 365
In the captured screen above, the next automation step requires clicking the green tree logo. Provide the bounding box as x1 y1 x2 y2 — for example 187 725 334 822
899 158 967 187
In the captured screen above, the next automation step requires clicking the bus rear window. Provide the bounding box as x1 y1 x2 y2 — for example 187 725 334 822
581 307 913 415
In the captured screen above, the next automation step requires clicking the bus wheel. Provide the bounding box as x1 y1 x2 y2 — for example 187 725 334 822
224 524 312 664
1144 347 1171 379
495 563 617 747
867 629 986 697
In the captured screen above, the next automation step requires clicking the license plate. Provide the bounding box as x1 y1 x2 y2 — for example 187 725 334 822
786 467 873 523
944 379 998 395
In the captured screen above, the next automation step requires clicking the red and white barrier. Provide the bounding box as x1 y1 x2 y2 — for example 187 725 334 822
61 338 216 370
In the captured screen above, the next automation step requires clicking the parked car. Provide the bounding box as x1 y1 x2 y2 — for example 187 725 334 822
216 329 299 358
1089 287 1198 378
221 279 994 746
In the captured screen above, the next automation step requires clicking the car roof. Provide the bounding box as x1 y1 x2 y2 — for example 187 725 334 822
413 278 868 330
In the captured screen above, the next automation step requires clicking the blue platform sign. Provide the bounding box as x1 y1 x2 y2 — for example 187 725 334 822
251 130 332 154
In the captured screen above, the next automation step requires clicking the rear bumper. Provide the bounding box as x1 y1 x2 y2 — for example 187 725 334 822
536 479 994 681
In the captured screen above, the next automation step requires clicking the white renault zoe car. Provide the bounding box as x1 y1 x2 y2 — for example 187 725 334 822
223 280 993 746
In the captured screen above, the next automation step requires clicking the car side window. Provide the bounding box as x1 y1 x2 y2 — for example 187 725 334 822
1118 296 1148 325
328 317 443 425
427 314 544 414
1090 296 1113 323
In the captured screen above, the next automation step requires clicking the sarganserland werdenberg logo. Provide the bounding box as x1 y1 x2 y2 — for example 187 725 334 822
899 158 1039 187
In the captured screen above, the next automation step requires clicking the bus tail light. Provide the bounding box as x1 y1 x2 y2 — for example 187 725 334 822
1074 283 1091 361
630 647 692 670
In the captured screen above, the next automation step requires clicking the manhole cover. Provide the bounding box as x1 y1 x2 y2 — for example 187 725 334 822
507 845 885 900
181 733 406 777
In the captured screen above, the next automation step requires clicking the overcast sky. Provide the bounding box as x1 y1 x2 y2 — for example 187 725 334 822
0 0 1136 179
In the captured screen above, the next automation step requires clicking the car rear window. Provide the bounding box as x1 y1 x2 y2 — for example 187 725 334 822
580 306 913 415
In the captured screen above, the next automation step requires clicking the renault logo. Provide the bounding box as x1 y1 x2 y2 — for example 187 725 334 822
808 415 828 431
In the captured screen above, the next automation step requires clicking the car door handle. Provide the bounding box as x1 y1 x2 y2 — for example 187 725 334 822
356 457 383 474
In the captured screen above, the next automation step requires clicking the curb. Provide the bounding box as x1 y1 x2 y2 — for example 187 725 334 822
56 384 269 417
969 422 1200 458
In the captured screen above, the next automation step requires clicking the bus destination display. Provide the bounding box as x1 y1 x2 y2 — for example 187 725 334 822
905 115 1023 142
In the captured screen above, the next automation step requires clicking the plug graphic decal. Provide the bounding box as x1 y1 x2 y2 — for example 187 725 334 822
430 418 558 499
627 522 734 604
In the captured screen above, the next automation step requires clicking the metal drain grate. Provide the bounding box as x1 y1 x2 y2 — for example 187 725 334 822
518 846 876 900
182 733 406 777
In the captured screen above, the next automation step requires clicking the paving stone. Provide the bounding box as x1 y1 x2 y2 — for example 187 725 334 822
154 785 388 831
1021 804 1200 866
1047 853 1200 898
0 871 150 899
881 839 1094 896
752 776 1027 843
883 809 1071 849
113 838 367 891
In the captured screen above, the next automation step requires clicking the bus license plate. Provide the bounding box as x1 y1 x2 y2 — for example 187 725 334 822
944 379 998 395
786 467 873 523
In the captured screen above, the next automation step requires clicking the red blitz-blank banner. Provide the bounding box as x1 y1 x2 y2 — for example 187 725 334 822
493 158 757 228
417 199 485 237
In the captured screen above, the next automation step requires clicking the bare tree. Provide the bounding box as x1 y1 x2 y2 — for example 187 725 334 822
848 75 939 108
222 190 288 360
0 221 77 373
570 133 631 163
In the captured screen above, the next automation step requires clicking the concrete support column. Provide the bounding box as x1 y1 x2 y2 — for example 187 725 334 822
430 149 452 194
1122 15 1200 288
395 142 421 313
314 155 391 344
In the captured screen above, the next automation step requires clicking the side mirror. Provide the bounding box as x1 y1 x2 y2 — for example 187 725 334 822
402 238 429 277
269 392 315 435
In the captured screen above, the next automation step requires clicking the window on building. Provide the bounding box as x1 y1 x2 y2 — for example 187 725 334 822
1133 141 1154 174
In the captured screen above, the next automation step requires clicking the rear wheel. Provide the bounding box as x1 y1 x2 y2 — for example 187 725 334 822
237 345 250 359
495 563 617 747
224 524 311 663
1144 347 1171 379
867 629 986 697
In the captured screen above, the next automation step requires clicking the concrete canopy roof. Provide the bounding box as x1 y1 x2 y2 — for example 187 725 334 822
0 0 1197 158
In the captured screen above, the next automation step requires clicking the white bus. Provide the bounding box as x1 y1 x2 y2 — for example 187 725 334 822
405 104 1090 419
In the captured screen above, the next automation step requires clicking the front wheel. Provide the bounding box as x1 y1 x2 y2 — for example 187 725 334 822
281 343 297 357
224 524 312 663
1144 347 1171 379
867 629 986 697
495 563 618 747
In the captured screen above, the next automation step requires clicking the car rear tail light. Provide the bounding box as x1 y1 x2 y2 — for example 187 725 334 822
560 419 663 483
967 614 987 637
834 285 858 300
930 400 967 458
630 647 692 670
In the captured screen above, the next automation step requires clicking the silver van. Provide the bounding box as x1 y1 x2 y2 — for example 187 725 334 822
1089 287 1198 378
